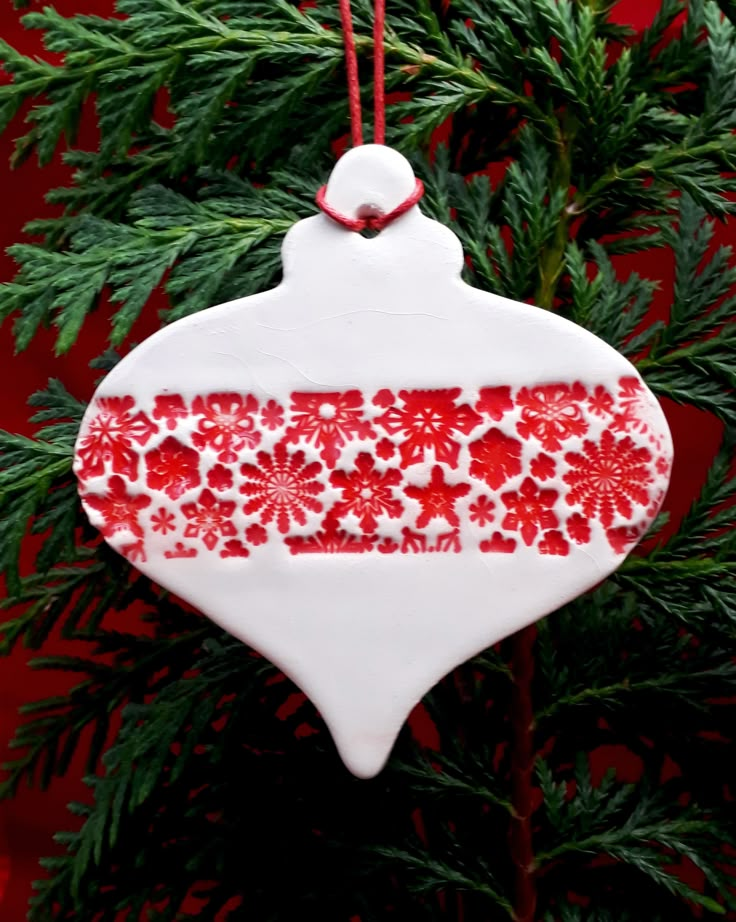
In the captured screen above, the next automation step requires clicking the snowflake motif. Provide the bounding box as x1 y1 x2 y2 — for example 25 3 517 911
376 388 482 468
145 436 201 500
329 453 403 533
286 513 376 554
587 386 614 418
468 495 495 526
153 394 188 431
500 477 559 546
191 393 260 463
564 429 652 528
77 396 157 481
516 382 588 451
476 386 514 421
468 428 523 490
82 475 151 539
404 465 471 529
286 391 374 468
611 377 652 434
240 441 325 534
261 400 285 431
150 507 176 534
181 489 237 551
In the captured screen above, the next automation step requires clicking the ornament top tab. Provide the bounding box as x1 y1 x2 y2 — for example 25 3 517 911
74 146 673 778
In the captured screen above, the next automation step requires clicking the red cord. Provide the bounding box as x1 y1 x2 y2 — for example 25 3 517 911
373 0 386 145
316 179 425 232
338 0 364 147
318 1 424 231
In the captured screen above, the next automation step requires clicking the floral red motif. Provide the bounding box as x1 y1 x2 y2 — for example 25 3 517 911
480 532 516 554
376 388 482 468
468 495 495 526
191 393 260 463
286 391 374 468
241 441 324 534
587 386 613 417
181 489 237 551
261 400 285 431
538 530 570 556
476 386 513 421
330 453 403 533
220 539 250 559
151 507 176 534
77 397 157 481
564 429 652 528
566 513 591 545
501 477 559 547
245 523 268 546
82 475 151 539
468 428 523 490
77 382 669 560
145 436 201 500
153 394 188 431
404 465 471 529
286 514 376 554
516 382 587 451
530 454 556 481
207 464 234 492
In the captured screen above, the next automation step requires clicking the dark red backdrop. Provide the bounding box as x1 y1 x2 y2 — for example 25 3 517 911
0 1 726 918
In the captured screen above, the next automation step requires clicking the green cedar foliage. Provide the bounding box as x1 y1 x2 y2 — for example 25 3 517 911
1 0 736 918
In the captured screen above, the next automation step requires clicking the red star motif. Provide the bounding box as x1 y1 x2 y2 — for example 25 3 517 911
404 465 470 529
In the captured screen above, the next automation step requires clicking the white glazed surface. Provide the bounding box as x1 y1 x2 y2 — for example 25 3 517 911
73 146 673 778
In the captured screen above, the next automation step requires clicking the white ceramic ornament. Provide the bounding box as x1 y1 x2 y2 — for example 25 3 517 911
73 146 673 778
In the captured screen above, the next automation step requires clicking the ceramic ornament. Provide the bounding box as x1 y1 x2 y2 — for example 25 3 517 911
73 145 673 778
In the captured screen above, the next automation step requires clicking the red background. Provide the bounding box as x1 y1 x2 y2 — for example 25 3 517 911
0 1 726 918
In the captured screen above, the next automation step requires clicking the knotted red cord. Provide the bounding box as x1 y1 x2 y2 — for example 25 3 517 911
316 0 424 232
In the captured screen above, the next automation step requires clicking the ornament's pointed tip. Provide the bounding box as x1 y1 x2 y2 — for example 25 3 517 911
335 734 395 780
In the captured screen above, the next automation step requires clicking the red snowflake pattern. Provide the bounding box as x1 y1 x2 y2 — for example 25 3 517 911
404 465 471 529
75 380 669 560
469 428 523 490
286 391 374 467
241 441 324 534
501 477 559 546
145 437 201 500
516 382 587 451
82 475 151 539
564 429 652 528
181 489 237 551
77 397 157 481
192 393 260 462
376 389 481 468
330 453 403 532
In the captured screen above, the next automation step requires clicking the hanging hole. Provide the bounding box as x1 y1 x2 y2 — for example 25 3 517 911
357 202 384 238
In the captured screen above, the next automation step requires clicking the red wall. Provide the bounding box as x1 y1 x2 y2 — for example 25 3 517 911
0 1 725 918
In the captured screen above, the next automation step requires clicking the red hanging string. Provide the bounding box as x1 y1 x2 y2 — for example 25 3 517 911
318 0 424 232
